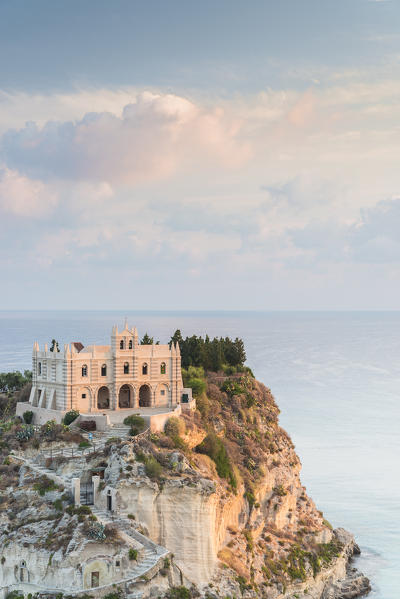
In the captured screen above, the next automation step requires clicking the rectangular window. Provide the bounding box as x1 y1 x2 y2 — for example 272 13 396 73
82 393 86 398
91 572 100 588
161 390 165 396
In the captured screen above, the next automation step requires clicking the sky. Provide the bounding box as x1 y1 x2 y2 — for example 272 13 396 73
1 0 400 310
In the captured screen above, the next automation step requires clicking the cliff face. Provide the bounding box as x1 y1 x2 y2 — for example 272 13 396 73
0 371 370 599
105 371 370 598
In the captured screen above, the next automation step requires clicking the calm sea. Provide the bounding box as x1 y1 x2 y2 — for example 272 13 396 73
0 310 398 598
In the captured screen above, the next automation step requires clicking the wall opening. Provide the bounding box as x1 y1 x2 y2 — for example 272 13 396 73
139 384 151 407
91 571 100 588
97 386 110 409
118 384 131 408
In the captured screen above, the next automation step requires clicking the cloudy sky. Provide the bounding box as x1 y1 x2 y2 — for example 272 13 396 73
1 0 400 310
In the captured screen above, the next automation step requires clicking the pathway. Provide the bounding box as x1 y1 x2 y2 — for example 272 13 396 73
8 427 169 597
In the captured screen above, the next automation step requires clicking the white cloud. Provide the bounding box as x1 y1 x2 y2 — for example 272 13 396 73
0 166 57 217
2 81 400 308
1 92 251 185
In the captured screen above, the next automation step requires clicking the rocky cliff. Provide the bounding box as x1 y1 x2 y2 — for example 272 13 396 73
0 370 371 599
102 370 371 598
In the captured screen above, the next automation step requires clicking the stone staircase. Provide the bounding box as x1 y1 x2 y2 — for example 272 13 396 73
77 422 131 445
91 506 169 584
10 427 170 595
14 455 68 488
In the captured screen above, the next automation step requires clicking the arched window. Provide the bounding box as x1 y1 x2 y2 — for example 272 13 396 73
129 339 133 349
19 561 28 582
38 362 42 375
82 364 88 377
120 340 124 350
124 362 129 374
101 364 107 376
142 363 148 375
160 362 166 374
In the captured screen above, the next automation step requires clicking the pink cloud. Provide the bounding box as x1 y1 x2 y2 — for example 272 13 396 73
3 92 251 185
0 167 57 217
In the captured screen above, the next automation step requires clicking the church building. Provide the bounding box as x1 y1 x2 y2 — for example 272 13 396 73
25 322 192 418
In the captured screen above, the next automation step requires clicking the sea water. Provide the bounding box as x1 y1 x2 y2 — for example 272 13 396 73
0 310 398 598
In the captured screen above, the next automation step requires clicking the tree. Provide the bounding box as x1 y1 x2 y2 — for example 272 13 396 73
169 330 247 370
0 370 32 393
50 339 60 352
233 337 246 365
209 338 223 371
169 330 183 347
140 333 154 345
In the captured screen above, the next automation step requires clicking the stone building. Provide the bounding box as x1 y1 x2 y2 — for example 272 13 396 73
20 322 192 423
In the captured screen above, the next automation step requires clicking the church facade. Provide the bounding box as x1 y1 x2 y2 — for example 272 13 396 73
26 323 191 415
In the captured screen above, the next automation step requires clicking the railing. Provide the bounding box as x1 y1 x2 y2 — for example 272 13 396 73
44 443 100 459
127 427 150 443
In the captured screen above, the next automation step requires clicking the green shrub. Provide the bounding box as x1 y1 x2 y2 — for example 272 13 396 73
144 456 163 479
135 450 146 462
23 410 34 424
184 365 205 380
66 505 92 516
123 414 146 436
169 587 191 599
63 410 80 426
128 548 138 560
103 589 123 599
164 417 185 437
243 529 253 551
187 377 206 398
273 484 287 497
105 436 121 445
196 433 237 489
0 370 32 393
221 379 245 396
16 424 35 441
33 475 58 496
323 518 333 530
53 498 63 511
195 393 209 418
79 440 91 448
244 489 256 508
6 591 24 599
42 420 58 437
171 435 188 451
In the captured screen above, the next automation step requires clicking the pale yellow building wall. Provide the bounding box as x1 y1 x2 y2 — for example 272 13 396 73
29 324 186 414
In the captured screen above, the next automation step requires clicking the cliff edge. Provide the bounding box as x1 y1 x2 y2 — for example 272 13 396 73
104 370 371 598
0 368 371 599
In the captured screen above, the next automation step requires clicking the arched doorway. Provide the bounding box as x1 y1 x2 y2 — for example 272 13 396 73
139 384 152 407
118 384 131 408
97 386 110 409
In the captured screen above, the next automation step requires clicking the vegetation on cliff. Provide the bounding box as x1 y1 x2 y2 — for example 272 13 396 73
170 330 247 371
0 340 365 599
125 363 344 595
